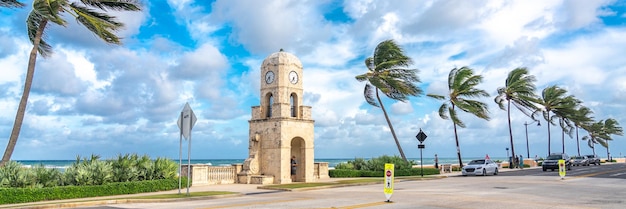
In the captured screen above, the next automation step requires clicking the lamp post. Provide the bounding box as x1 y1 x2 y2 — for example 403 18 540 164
506 147 509 159
524 120 541 159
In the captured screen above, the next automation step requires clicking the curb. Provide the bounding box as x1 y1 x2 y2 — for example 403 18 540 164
10 194 244 209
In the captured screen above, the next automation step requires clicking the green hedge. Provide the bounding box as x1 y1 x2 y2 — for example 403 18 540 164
0 178 188 205
329 168 439 178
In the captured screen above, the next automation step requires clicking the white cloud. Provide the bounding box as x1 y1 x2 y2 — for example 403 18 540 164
171 43 229 80
557 0 614 29
1 0 625 161
391 101 413 115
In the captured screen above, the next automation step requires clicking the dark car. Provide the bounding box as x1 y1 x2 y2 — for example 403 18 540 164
542 153 571 171
585 154 601 165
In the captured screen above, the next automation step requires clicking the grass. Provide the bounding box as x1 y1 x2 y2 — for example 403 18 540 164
130 191 237 199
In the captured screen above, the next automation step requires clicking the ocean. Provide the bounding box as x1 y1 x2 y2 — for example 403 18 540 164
15 157 508 171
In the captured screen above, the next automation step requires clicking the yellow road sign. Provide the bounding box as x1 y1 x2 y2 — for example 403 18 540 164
384 163 394 201
558 159 566 179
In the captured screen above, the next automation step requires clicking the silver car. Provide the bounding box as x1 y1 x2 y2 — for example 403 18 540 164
572 156 590 166
462 159 499 176
585 154 601 165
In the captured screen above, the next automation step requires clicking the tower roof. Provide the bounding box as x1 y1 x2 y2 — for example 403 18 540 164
262 50 302 68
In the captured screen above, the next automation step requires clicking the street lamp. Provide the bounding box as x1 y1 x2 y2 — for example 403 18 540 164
506 147 509 159
524 120 541 159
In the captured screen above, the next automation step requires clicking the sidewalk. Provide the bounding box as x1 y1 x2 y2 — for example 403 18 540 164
1 168 530 209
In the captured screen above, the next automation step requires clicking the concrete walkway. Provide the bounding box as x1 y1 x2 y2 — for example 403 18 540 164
1 167 530 209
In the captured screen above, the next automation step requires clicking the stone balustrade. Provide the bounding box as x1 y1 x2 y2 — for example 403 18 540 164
182 162 328 186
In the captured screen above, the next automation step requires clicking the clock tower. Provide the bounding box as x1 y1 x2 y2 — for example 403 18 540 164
239 49 315 184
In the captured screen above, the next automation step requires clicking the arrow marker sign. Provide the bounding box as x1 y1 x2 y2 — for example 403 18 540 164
177 102 197 140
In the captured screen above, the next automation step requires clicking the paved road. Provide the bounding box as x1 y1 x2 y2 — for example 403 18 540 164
496 163 626 179
81 164 626 209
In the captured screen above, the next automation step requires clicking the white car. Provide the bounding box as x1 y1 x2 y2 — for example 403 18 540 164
462 159 499 176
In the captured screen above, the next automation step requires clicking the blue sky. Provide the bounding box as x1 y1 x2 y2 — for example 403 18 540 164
1 0 625 161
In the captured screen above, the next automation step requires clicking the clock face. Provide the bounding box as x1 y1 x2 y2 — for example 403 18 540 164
289 71 298 84
265 71 275 84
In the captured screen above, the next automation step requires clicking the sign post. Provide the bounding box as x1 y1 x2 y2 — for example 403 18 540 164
558 159 566 179
177 102 197 195
415 129 427 177
384 163 394 202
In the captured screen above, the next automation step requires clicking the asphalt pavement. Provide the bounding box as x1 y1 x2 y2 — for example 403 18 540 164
2 164 623 209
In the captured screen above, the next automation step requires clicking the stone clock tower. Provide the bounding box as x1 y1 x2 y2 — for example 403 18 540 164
239 49 315 184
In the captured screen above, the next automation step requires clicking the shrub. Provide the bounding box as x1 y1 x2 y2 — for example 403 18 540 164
330 168 439 177
63 154 113 186
334 155 415 172
32 164 62 188
2 154 181 189
0 178 188 204
152 157 178 179
329 169 362 177
0 161 30 188
334 162 354 170
110 153 140 182
366 155 415 171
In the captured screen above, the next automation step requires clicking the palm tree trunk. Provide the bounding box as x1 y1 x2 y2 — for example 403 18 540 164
1 19 47 167
376 89 408 162
453 122 463 169
547 113 551 156
561 128 565 153
452 104 463 168
592 143 596 156
606 141 610 162
506 100 515 165
576 126 580 156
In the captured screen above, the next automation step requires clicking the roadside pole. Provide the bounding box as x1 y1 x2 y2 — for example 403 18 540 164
177 102 197 196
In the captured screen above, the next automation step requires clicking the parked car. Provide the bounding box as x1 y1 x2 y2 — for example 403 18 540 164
585 154 601 165
572 156 589 166
462 159 498 176
542 153 571 171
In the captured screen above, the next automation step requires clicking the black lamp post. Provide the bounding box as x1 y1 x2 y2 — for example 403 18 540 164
524 120 541 159
506 147 509 159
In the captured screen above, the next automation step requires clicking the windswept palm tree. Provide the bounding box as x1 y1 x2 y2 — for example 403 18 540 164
494 67 539 163
0 0 24 8
531 86 579 155
582 120 605 156
555 96 580 154
572 106 594 156
601 119 623 161
582 119 623 159
355 39 423 162
1 0 142 167
427 67 490 168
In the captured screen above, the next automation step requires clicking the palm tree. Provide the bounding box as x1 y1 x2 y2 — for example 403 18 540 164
1 0 142 167
0 0 24 8
571 106 594 156
494 67 539 164
601 118 623 161
582 118 623 160
555 96 580 154
582 120 605 156
531 86 579 155
355 39 423 162
427 67 490 168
